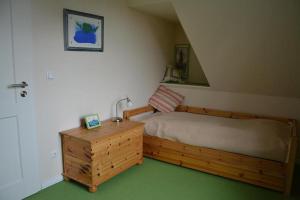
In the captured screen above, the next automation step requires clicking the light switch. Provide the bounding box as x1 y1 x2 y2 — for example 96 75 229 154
46 71 55 80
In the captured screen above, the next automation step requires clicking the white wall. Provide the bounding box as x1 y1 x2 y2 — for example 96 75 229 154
31 0 175 185
172 0 300 98
162 83 300 163
128 0 178 23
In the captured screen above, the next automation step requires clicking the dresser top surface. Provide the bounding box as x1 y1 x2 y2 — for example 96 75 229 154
60 120 144 143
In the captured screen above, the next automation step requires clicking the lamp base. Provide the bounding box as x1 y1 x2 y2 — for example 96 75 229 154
111 117 123 122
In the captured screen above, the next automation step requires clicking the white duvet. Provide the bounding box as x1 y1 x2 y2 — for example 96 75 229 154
134 112 292 162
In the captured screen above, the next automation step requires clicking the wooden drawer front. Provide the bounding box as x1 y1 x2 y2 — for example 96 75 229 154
94 153 141 186
91 126 143 155
64 154 92 186
91 127 143 177
63 135 92 162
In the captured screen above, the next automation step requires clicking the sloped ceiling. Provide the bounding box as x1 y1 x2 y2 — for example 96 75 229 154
128 0 178 23
129 0 300 98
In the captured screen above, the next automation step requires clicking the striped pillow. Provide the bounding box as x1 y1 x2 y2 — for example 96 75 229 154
149 85 184 113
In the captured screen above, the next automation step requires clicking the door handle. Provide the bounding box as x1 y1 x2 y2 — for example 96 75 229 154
8 81 28 89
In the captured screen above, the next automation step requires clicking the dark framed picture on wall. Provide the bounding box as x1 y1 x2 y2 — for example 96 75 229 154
175 44 190 79
63 9 104 52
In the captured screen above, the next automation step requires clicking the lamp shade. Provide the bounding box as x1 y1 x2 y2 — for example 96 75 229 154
112 97 133 122
127 101 133 107
127 99 133 107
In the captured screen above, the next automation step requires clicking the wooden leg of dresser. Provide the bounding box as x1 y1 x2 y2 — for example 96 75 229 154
137 158 144 165
63 175 70 181
89 186 97 193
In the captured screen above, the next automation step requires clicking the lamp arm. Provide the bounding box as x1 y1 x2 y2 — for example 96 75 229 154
115 98 129 118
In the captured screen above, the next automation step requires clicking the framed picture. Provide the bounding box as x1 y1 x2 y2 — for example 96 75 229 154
84 114 101 129
63 9 104 52
171 68 181 79
175 44 190 79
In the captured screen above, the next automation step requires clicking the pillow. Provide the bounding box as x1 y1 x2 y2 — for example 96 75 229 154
149 85 184 113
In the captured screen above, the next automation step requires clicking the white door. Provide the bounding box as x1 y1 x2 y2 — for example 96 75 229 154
0 0 40 199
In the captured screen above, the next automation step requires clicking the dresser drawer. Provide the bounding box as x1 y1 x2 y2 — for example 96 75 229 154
62 135 91 162
91 127 143 175
63 154 92 185
91 126 144 153
61 120 144 192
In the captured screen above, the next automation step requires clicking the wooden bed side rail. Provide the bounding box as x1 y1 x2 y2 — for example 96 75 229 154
123 105 155 120
124 104 295 125
143 135 287 193
176 105 295 124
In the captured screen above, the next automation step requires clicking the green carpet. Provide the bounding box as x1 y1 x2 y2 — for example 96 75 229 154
26 158 299 200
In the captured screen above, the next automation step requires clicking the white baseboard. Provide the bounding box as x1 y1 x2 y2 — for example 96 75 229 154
41 175 63 189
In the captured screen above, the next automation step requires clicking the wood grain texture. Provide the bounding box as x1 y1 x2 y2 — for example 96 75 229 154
61 120 143 144
125 105 295 123
124 105 297 195
60 120 144 192
123 105 155 120
144 135 285 191
180 105 294 123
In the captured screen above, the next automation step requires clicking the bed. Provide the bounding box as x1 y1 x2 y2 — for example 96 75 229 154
123 105 297 195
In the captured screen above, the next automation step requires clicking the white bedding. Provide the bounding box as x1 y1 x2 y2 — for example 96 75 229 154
134 112 292 162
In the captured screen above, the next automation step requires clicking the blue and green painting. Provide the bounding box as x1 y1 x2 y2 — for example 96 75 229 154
74 22 98 44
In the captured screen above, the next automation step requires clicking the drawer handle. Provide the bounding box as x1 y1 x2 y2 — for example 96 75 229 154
84 153 92 160
80 169 87 174
67 147 73 153
81 166 89 172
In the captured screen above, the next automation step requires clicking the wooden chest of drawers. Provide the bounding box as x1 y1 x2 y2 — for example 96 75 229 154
60 120 144 192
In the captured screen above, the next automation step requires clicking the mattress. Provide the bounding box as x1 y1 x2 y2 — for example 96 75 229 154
132 112 292 162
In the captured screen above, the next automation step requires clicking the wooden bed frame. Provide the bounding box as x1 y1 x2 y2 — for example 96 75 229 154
123 105 298 195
